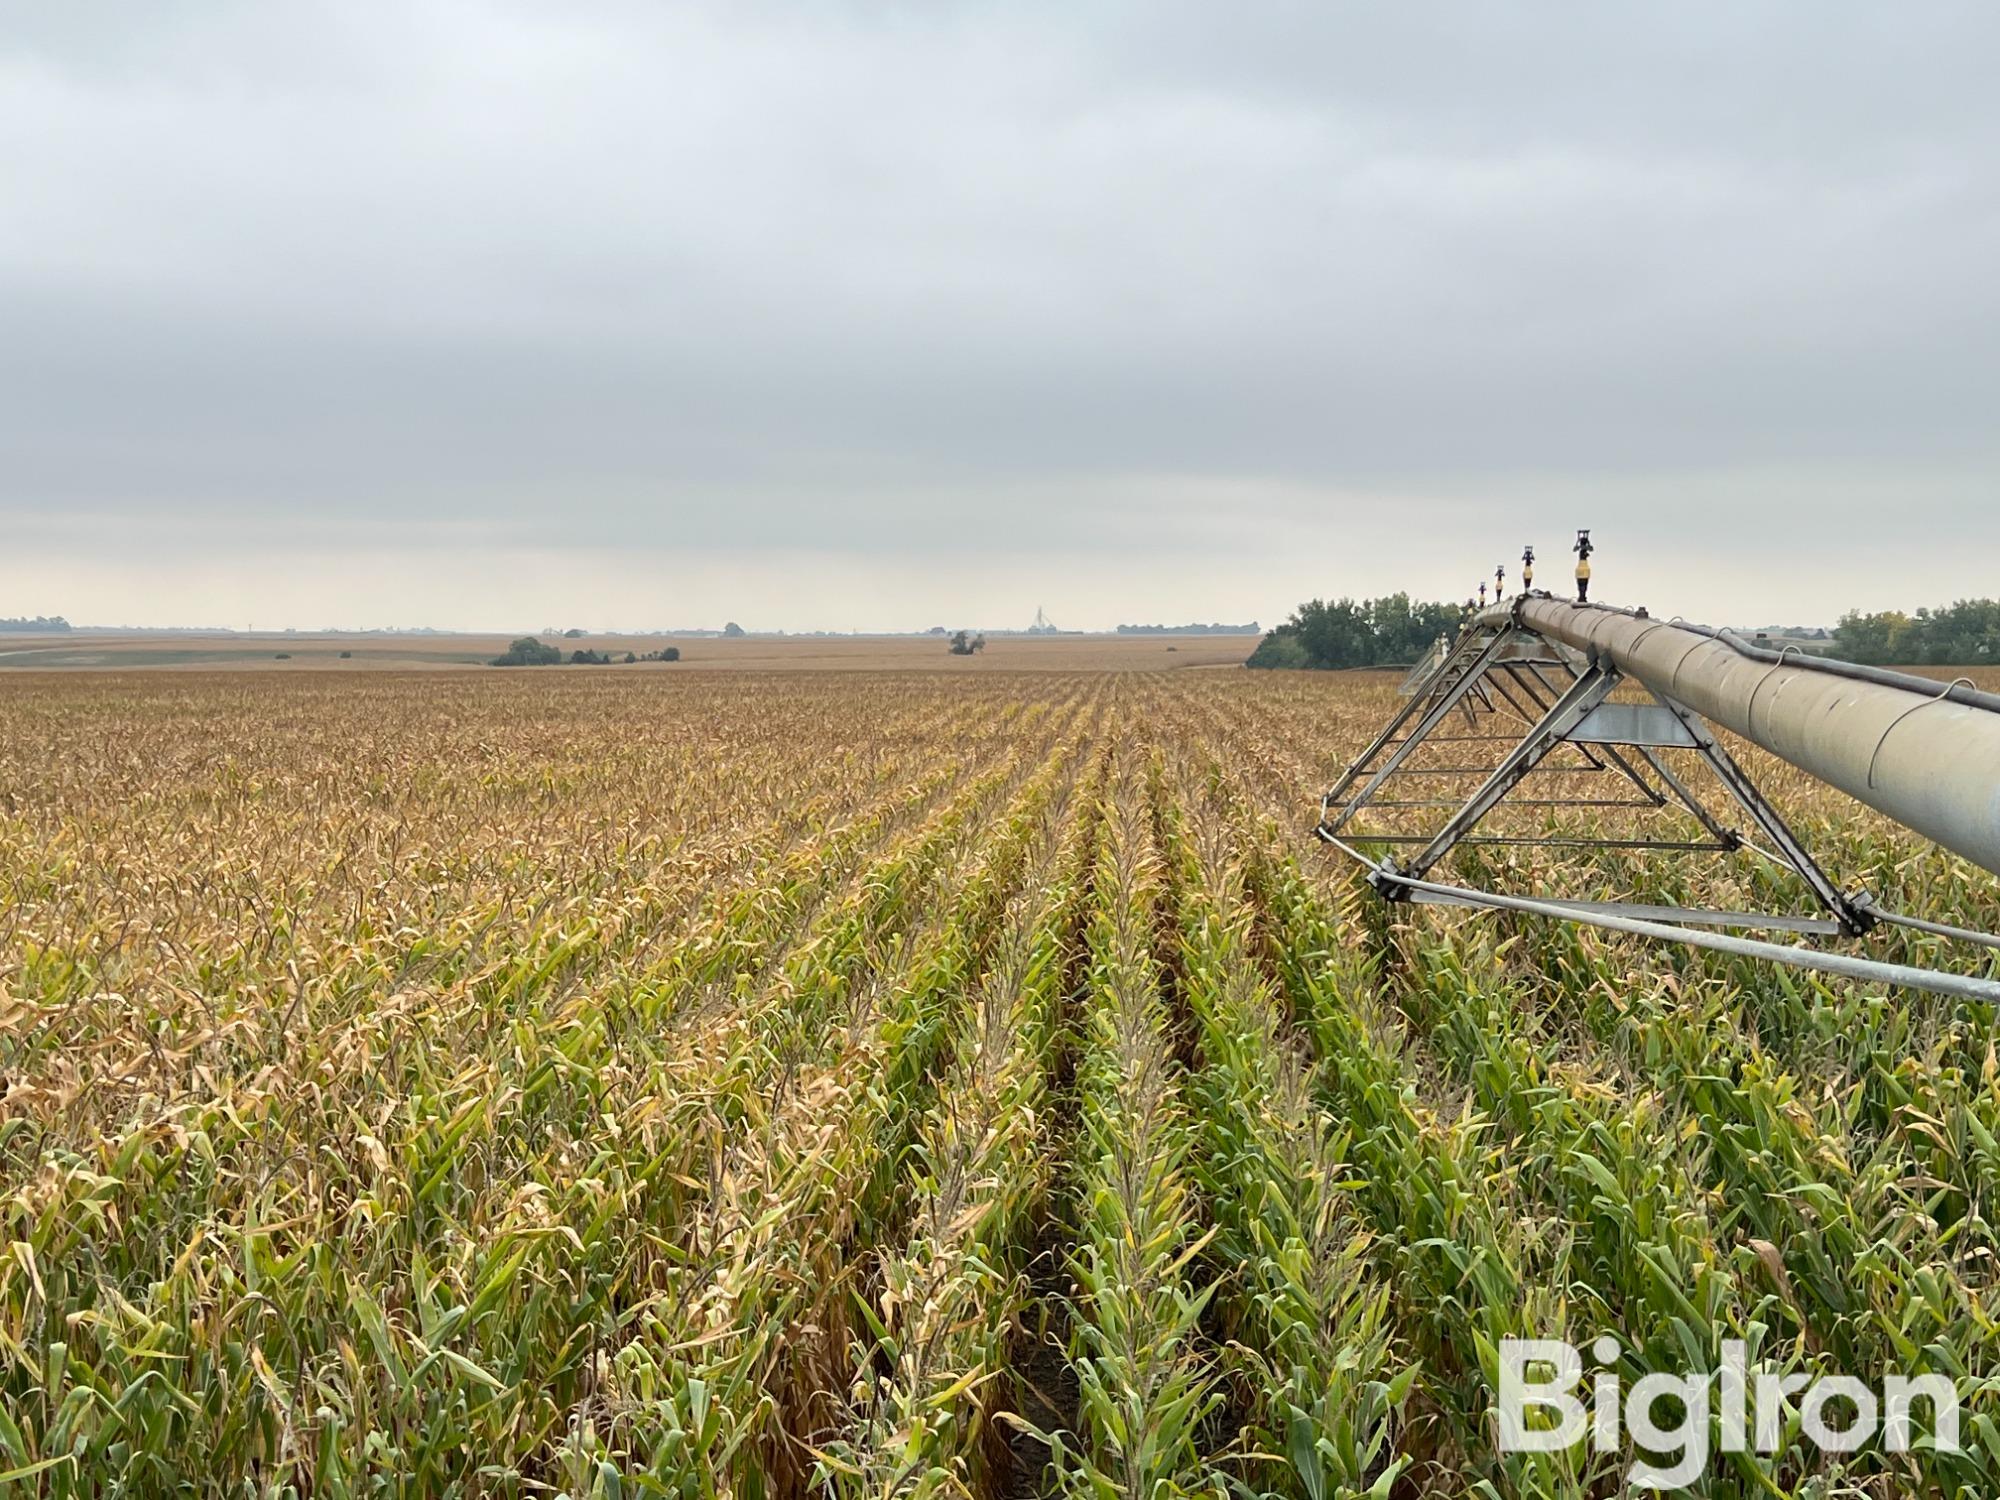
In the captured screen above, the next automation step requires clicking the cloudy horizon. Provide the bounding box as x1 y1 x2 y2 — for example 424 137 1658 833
5 3 1998 633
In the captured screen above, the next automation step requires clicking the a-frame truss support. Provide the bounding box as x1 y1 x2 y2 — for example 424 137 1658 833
1315 620 1876 938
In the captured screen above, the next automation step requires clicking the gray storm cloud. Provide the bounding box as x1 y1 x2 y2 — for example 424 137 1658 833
2 2 1996 628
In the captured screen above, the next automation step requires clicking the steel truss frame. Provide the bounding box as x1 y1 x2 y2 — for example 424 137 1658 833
1314 619 1876 938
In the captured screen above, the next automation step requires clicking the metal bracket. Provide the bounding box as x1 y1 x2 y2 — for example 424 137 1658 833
1568 703 1698 747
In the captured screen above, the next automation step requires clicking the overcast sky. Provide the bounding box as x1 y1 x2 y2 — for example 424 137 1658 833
5 2 1997 631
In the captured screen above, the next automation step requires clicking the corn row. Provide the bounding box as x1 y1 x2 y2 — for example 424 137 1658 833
567 743 1086 1497
1056 755 1220 1499
1224 805 1600 1499
1152 757 1412 1500
1385 918 1825 1497
817 755 1103 1499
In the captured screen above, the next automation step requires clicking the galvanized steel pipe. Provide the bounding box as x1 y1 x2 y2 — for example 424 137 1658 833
1325 844 2000 1003
1474 599 2000 878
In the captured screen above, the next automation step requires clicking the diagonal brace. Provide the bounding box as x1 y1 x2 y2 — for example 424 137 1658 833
1389 665 1623 885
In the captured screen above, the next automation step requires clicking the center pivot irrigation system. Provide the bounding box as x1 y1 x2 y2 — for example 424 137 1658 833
1316 550 2000 1001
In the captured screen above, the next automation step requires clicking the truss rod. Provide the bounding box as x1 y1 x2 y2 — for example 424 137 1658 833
1632 744 1740 847
1482 664 1555 729
1327 835 1734 851
1401 665 1620 880
1322 628 1524 834
1863 906 2000 951
1322 836 2000 1003
1403 889 1847 937
1495 658 1614 771
1382 735 1526 745
1353 766 1517 776
1652 695 1866 930
1327 797 1665 809
1336 764 1616 777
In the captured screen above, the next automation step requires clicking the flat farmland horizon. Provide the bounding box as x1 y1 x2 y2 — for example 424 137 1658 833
0 629 1264 673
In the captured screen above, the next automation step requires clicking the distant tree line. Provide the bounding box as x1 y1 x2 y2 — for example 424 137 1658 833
1247 593 1461 670
490 636 681 667
1116 621 1260 635
1831 599 2000 664
0 615 71 633
1246 593 2000 671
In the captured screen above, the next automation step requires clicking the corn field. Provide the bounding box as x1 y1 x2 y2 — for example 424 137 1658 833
3 666 1999 1498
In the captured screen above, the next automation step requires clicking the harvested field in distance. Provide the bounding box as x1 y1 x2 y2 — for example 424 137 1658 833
4 666 1999 1497
0 631 1262 672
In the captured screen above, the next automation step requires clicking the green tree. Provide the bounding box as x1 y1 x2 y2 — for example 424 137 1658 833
1248 593 1461 670
1833 610 1906 663
1826 600 2000 665
490 636 563 667
1244 631 1312 669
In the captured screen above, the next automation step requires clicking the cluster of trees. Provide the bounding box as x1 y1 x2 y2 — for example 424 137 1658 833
1245 592 2000 672
491 637 564 666
1247 593 1462 670
947 630 986 655
490 637 682 667
0 615 71 633
1831 599 2000 664
1115 621 1260 635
